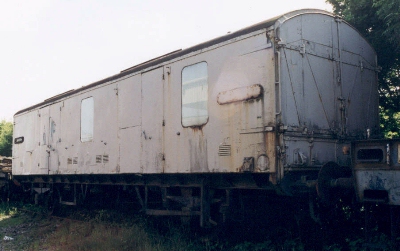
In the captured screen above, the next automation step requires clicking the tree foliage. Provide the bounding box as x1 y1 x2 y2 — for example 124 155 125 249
327 0 400 138
0 120 13 157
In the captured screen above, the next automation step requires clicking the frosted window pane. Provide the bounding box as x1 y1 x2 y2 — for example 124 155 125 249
182 62 208 127
81 97 94 142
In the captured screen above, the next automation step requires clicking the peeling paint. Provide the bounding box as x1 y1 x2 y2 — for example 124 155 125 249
355 170 400 205
217 84 263 105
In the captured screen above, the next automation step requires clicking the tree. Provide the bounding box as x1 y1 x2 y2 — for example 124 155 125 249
327 0 400 138
374 0 400 50
0 120 13 157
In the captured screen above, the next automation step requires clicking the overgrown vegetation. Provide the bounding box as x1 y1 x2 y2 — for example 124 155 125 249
0 120 12 157
0 202 19 222
0 202 398 250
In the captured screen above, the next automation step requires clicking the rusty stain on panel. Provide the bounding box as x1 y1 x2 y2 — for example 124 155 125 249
240 157 254 172
217 84 263 105
264 131 276 172
189 135 208 172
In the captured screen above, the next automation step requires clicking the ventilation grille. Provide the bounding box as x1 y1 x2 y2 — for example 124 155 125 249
96 155 102 163
96 154 109 164
103 155 109 163
219 145 231 156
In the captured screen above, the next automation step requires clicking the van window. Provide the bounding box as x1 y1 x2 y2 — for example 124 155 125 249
81 97 94 142
182 62 208 127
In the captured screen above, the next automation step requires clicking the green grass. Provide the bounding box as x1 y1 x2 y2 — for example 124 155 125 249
38 218 194 251
0 203 397 251
0 202 20 226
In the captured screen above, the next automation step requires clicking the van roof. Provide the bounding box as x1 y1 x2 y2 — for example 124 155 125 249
15 9 332 116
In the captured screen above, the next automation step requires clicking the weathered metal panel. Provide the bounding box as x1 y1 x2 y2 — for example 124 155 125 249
337 21 379 136
58 97 80 174
162 64 184 173
277 12 378 169
48 103 62 174
12 111 39 175
355 170 400 205
38 106 50 174
119 126 142 173
118 75 142 173
162 30 275 174
283 137 351 168
279 14 338 131
342 64 378 135
301 13 334 47
141 67 164 173
209 37 274 174
339 21 378 135
118 75 142 129
353 140 400 205
58 84 120 175
92 84 119 173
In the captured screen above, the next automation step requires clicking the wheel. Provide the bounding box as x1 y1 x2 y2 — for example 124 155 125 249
45 190 59 215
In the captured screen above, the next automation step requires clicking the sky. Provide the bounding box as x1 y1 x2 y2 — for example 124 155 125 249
0 0 332 121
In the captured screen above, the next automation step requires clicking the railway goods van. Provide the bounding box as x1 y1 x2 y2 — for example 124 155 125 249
12 9 379 226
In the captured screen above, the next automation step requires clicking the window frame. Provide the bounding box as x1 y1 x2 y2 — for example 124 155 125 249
181 61 209 127
80 96 94 142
